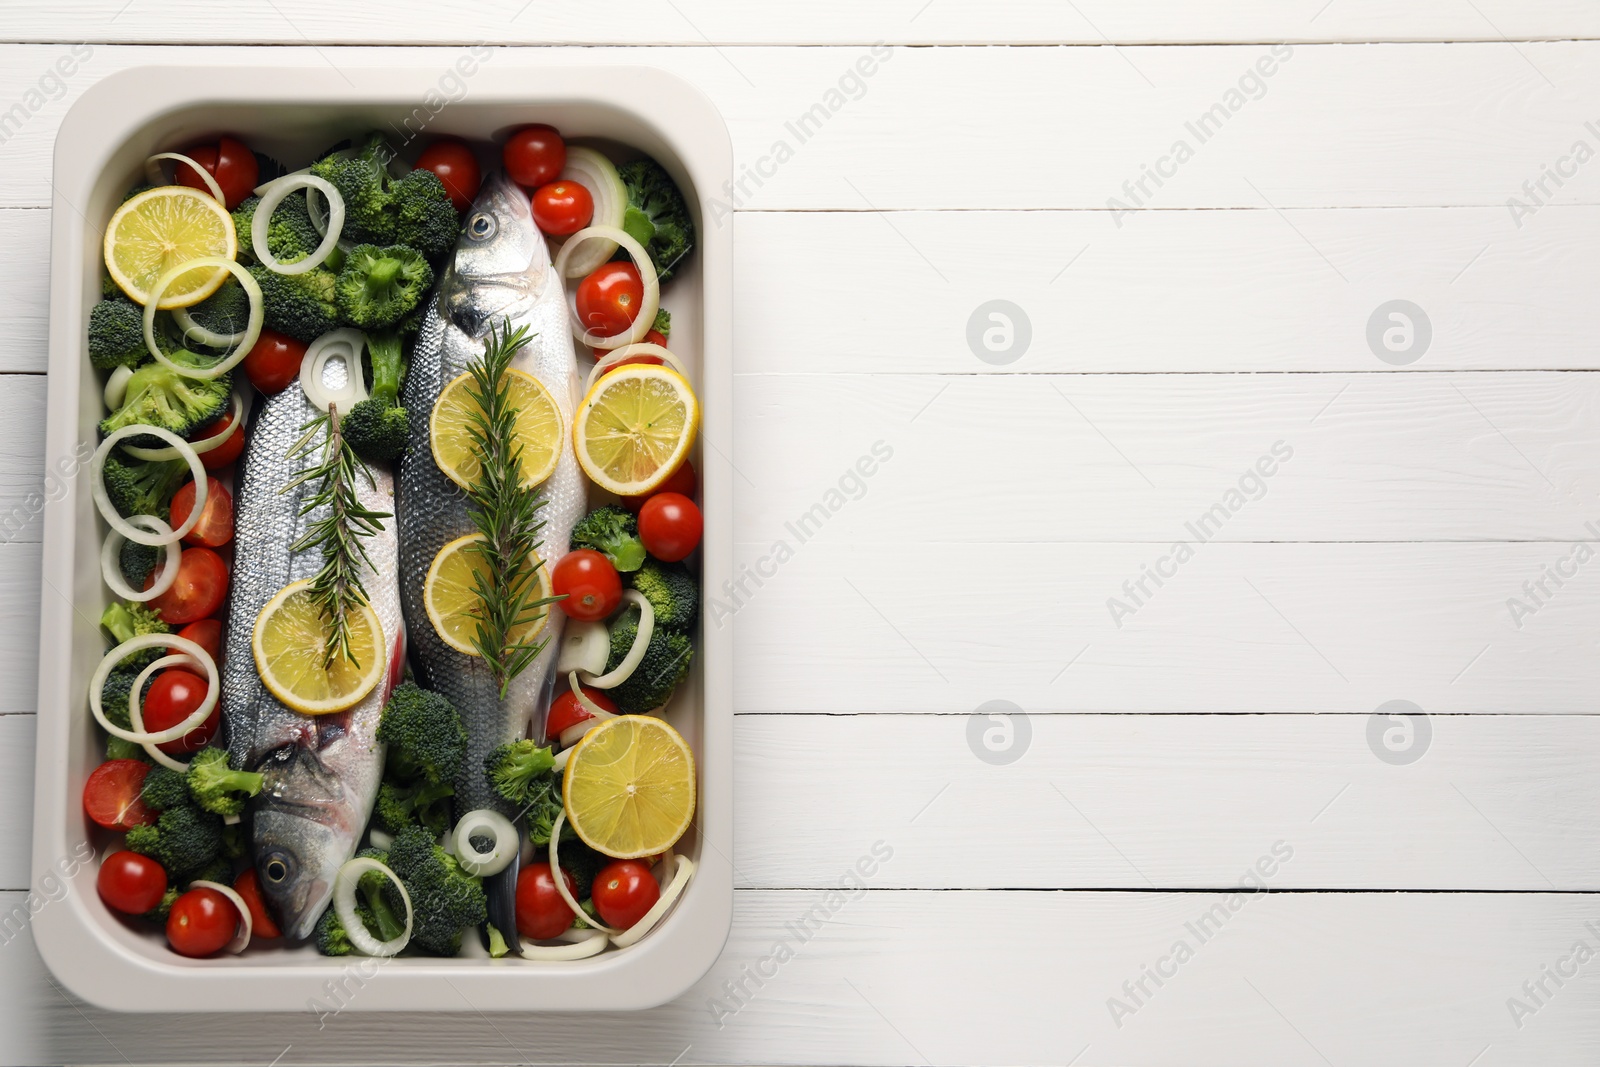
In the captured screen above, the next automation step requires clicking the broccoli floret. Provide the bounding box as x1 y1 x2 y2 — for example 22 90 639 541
248 263 340 343
144 886 180 924
618 158 695 282
342 330 409 463
101 601 171 671
100 668 143 732
185 747 263 818
604 605 694 713
118 538 160 589
313 906 355 956
311 135 398 245
181 279 254 341
485 740 556 809
187 855 235 887
385 824 487 956
570 505 646 573
373 778 455 838
391 168 461 261
88 298 149 370
121 183 155 205
558 837 608 901
232 194 323 265
139 764 190 812
653 308 670 339
336 244 432 331
105 735 146 762
99 360 232 448
125 801 224 878
378 682 466 786
99 454 189 520
222 821 248 861
629 559 698 630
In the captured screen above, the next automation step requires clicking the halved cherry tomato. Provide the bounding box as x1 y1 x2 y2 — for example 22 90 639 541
531 179 593 236
169 477 234 548
503 125 565 188
544 687 618 744
194 409 245 470
142 669 219 755
638 492 702 562
593 330 669 366
98 851 168 915
173 619 223 665
593 859 660 929
234 868 282 939
242 329 307 395
145 547 229 625
622 459 695 512
574 262 644 339
83 759 155 831
167 887 238 958
415 138 481 213
551 549 622 621
175 136 258 210
516 861 578 940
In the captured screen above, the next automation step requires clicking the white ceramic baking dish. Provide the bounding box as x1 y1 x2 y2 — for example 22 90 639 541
33 62 732 1013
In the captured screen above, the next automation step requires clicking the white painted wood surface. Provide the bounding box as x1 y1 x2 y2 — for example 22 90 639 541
0 13 1597 1067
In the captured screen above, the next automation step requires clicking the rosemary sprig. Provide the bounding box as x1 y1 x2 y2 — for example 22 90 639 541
283 404 391 669
462 321 561 697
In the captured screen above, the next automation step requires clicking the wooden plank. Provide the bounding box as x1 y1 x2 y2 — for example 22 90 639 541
8 43 1600 210
4 1 1600 45
1 888 1595 1065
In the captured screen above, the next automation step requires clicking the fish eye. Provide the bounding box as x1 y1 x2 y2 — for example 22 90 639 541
468 213 496 240
263 853 292 884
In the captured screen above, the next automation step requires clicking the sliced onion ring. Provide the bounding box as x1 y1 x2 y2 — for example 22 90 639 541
519 927 610 961
90 633 218 743
552 226 660 350
580 590 654 689
567 671 620 723
100 514 180 602
300 329 370 413
142 257 263 379
187 879 253 954
548 809 622 935
333 856 414 957
122 390 245 461
173 304 246 350
550 147 628 277
103 365 134 411
452 809 519 877
129 654 201 772
253 174 344 275
610 855 696 948
584 343 691 394
91 426 207 546
144 151 225 205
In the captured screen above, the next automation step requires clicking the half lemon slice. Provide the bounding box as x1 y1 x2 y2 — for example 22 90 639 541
424 533 552 657
252 580 385 715
429 367 564 491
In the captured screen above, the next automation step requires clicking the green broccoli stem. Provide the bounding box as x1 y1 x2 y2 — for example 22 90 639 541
360 876 407 942
366 330 407 408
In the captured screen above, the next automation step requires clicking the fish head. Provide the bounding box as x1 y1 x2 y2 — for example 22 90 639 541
250 743 355 941
441 169 553 339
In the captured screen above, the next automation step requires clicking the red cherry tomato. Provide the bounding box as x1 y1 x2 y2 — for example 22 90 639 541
551 549 622 621
173 619 223 666
175 136 258 210
592 860 660 929
531 180 593 236
169 477 234 548
415 138 481 213
233 868 282 939
194 409 245 470
622 459 695 512
174 145 219 196
503 124 565 187
515 862 578 940
242 329 307 394
638 492 703 562
97 851 168 915
544 687 618 744
167 887 238 958
145 547 229 626
142 669 219 755
574 262 644 339
83 759 156 831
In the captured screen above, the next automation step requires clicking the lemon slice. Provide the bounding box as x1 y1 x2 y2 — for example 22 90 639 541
104 186 237 308
252 580 385 715
572 365 699 496
424 532 552 656
429 367 564 491
562 715 696 859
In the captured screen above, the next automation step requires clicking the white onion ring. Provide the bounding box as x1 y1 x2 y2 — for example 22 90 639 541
100 514 180 602
252 174 344 275
89 634 218 745
583 343 691 395
550 147 628 277
187 880 253 954
142 257 263 379
580 590 654 689
122 390 245 461
91 426 207 546
129 653 201 772
173 305 246 349
610 855 695 948
452 809 519 877
519 927 610 961
567 671 619 723
333 856 413 957
103 365 134 411
144 151 225 204
548 809 621 935
552 226 661 350
299 329 370 413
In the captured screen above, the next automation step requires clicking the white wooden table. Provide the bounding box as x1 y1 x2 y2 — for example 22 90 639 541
2 3 1600 1064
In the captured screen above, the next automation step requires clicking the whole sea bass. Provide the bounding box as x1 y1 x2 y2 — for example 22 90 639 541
397 170 586 937
223 384 405 940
